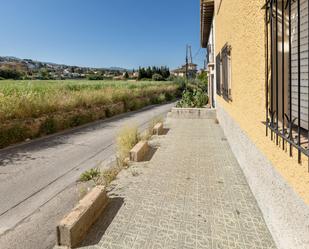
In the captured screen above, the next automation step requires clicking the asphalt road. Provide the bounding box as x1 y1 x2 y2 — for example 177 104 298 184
0 102 175 249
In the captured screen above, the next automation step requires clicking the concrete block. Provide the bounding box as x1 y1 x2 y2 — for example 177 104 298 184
169 107 216 119
57 186 108 248
153 123 163 135
130 141 149 162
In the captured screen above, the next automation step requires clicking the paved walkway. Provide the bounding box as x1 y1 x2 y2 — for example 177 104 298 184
78 118 277 249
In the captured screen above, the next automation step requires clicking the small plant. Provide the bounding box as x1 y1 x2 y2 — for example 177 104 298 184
39 117 57 135
79 186 88 199
95 166 121 186
79 168 100 182
131 169 139 177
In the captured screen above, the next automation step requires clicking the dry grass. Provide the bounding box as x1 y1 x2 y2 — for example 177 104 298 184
79 116 165 187
148 115 164 135
0 80 179 122
116 125 139 166
0 80 180 148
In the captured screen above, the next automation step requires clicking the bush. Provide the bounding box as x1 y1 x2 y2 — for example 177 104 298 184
176 88 208 108
39 117 57 135
0 124 30 148
152 73 164 81
0 68 23 80
87 74 105 80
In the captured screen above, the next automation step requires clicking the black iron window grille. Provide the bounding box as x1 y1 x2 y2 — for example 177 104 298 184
221 44 232 101
216 53 222 95
265 0 309 170
215 44 232 101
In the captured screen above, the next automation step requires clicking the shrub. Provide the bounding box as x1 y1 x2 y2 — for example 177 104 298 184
0 68 23 80
87 74 105 80
152 73 164 81
39 117 57 135
157 93 166 103
0 124 30 148
69 114 93 127
176 88 208 108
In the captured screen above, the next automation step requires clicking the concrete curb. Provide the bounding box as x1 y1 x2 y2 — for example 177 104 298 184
57 186 108 248
153 122 164 135
130 141 149 162
168 107 216 119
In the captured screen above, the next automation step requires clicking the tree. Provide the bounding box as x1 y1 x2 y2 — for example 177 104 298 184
0 68 23 80
152 73 164 81
137 66 170 80
39 68 50 80
124 72 129 79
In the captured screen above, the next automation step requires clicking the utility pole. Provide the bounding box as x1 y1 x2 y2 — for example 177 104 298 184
185 44 189 83
189 45 193 64
185 44 193 83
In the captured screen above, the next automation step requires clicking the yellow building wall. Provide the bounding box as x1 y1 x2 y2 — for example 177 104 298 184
214 0 309 204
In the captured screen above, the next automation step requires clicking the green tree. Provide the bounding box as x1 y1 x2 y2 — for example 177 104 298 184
152 73 163 81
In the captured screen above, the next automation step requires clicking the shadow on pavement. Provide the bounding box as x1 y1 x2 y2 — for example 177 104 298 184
161 128 170 135
144 146 158 162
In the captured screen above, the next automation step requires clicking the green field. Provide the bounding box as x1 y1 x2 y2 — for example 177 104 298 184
0 80 180 148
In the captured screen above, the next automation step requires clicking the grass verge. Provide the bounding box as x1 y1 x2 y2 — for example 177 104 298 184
0 80 180 148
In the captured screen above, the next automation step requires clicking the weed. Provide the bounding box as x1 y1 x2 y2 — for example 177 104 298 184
0 124 30 148
0 80 179 148
79 186 88 199
116 125 139 165
79 168 101 182
39 117 57 135
96 166 121 186
131 169 139 177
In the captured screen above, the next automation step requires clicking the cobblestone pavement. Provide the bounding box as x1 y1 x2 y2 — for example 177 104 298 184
78 118 277 249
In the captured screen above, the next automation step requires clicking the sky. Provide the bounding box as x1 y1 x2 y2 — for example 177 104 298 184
0 0 205 70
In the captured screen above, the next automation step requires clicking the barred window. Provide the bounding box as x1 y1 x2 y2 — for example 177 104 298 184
221 44 232 101
216 53 221 95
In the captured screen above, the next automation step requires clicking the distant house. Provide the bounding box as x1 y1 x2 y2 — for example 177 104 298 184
113 75 124 80
171 63 198 78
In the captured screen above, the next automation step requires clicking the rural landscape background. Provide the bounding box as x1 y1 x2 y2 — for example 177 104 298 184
0 1 210 248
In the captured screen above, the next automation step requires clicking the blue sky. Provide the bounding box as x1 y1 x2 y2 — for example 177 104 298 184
0 0 205 69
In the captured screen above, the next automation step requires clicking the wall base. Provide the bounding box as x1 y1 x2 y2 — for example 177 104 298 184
216 103 309 249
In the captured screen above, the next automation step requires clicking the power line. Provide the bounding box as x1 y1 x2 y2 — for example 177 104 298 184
193 47 202 60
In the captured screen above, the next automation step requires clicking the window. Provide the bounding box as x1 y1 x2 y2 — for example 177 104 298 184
265 0 309 165
216 53 221 95
221 44 232 101
216 44 232 100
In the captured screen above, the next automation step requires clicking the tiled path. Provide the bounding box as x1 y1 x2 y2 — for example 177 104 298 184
78 118 277 249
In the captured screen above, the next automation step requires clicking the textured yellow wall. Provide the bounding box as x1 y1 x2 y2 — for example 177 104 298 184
215 0 309 204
